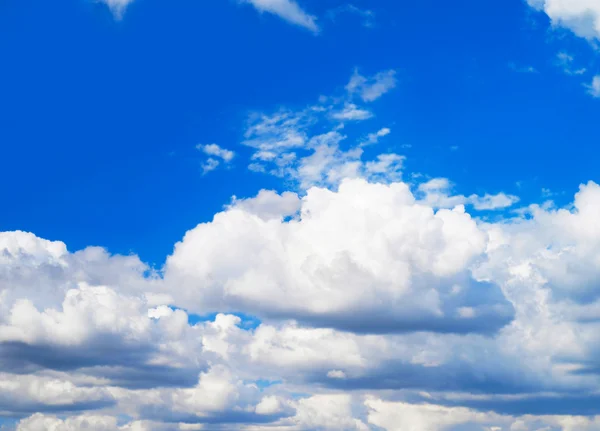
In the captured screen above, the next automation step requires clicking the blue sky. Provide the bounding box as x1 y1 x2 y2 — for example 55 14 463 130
2 0 600 430
2 0 599 265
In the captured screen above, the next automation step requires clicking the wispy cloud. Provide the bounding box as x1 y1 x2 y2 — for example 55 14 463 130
327 4 376 28
346 69 397 102
242 0 319 33
197 143 235 174
587 75 600 98
239 70 401 189
331 103 373 121
508 62 538 74
555 52 587 76
360 127 391 146
100 0 134 19
417 177 519 211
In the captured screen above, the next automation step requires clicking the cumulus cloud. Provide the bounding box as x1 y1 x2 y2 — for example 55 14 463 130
165 178 513 334
242 0 319 33
7 70 600 431
527 0 600 40
17 414 121 431
229 189 301 221
7 177 600 428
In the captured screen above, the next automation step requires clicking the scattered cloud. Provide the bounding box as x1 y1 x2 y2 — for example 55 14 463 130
199 143 235 162
346 69 398 102
242 0 319 33
332 103 373 121
360 127 391 146
417 177 520 210
7 65 600 431
197 143 235 174
587 75 600 97
239 70 401 189
556 52 587 76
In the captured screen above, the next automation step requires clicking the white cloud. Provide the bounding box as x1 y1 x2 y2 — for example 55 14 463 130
360 127 391 146
469 192 520 210
229 189 301 221
556 52 587 76
417 177 519 210
239 72 402 189
17 414 120 431
8 178 600 428
242 0 319 33
199 143 235 163
365 398 502 431
200 158 220 174
346 69 397 102
290 394 368 431
0 373 113 414
164 178 512 334
8 68 600 431
197 144 235 175
332 103 373 121
100 0 133 19
587 75 600 97
527 0 600 40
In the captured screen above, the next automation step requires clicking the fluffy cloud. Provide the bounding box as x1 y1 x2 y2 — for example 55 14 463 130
7 69 600 431
7 176 600 428
527 0 600 40
165 178 513 334
17 414 120 431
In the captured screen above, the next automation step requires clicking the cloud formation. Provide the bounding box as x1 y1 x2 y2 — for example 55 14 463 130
527 0 600 40
6 175 600 429
5 71 600 431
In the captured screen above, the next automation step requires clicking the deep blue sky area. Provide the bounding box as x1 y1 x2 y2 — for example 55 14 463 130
1 0 598 265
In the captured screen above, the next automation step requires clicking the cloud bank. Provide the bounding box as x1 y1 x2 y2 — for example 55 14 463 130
4 70 600 430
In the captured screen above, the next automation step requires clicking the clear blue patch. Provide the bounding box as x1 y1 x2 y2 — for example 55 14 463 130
0 418 17 430
168 307 262 330
255 379 283 390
